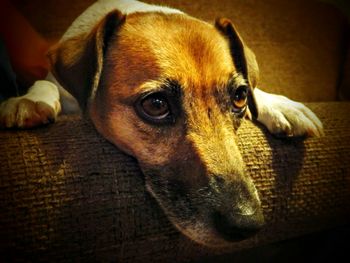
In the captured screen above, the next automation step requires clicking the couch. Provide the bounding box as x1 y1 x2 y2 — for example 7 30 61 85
1 0 349 262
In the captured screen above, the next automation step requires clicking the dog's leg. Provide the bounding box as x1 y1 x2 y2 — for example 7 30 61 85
254 87 324 137
0 80 60 128
46 72 80 115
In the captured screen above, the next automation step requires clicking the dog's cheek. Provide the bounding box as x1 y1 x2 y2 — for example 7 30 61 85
90 102 178 165
88 102 135 156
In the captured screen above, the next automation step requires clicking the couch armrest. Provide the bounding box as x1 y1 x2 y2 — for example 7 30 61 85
0 102 349 262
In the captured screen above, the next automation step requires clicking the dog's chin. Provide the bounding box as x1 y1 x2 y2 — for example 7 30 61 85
145 183 258 248
168 218 244 248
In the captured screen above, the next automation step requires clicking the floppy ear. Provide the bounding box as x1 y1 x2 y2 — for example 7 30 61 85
48 10 126 111
215 18 259 119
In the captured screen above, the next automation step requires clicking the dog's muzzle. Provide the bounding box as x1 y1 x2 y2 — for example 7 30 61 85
144 167 264 246
209 174 264 241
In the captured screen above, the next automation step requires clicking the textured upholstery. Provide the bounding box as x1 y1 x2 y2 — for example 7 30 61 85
1 103 350 262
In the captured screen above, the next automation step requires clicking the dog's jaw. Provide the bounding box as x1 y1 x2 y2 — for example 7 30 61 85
143 164 264 247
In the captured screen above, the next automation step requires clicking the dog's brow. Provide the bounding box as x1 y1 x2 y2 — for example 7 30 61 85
163 79 182 96
136 79 182 96
228 73 247 89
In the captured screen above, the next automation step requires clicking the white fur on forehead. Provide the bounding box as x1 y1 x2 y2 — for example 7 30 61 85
62 0 183 42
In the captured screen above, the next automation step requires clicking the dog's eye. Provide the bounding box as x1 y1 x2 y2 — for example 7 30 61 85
142 94 169 117
232 85 248 112
136 92 174 124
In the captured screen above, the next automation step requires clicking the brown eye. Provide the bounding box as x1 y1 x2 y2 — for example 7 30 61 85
232 85 248 110
141 94 169 118
136 92 175 125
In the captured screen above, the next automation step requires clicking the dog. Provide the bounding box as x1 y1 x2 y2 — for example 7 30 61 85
0 0 323 247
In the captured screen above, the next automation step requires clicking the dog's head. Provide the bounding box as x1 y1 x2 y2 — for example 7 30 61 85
48 10 264 247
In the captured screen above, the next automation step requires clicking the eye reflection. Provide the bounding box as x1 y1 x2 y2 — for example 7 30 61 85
141 94 170 119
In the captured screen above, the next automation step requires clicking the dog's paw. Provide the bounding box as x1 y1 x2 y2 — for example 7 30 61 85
0 97 59 128
0 80 61 129
254 88 324 137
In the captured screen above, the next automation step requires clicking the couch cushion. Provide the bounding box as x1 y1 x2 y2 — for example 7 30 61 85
339 28 350 100
14 0 349 102
0 102 349 262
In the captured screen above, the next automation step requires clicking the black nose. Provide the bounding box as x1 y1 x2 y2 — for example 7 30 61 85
212 210 264 242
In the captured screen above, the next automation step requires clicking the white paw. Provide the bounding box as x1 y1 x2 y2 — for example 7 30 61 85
0 80 61 129
254 88 324 137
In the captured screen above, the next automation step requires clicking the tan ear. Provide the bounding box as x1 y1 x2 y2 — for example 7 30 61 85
48 10 126 111
215 18 259 119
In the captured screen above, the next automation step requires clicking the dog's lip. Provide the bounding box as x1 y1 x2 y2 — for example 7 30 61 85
232 204 258 216
211 210 264 242
146 182 264 246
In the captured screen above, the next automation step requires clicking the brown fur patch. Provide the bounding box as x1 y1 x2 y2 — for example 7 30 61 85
124 13 234 90
48 10 126 110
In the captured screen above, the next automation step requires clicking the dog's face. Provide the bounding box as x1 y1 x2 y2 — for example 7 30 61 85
49 11 264 246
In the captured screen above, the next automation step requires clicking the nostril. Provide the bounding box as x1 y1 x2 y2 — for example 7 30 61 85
212 211 264 242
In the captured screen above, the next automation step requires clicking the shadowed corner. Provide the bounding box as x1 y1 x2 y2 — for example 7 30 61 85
266 128 306 223
42 116 181 262
237 118 305 228
1 103 350 262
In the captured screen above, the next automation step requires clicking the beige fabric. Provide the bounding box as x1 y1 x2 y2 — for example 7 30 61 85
0 102 349 262
339 30 350 100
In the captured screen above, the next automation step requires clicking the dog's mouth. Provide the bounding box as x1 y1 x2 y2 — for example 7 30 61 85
211 210 263 242
144 172 264 247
